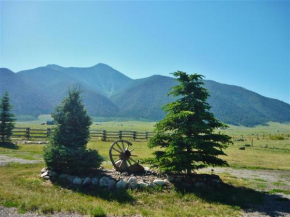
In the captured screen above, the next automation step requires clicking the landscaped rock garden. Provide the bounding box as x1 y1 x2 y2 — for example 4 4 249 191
40 167 222 191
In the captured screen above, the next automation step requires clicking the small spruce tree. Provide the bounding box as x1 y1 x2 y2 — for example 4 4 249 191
0 92 16 143
44 87 104 175
148 71 232 176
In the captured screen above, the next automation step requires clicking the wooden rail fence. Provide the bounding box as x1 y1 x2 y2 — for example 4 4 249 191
11 127 289 143
12 127 154 141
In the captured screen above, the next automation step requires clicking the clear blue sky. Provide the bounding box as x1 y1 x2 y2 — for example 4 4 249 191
0 0 289 103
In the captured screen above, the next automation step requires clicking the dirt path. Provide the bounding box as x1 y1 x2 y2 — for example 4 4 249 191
0 154 42 166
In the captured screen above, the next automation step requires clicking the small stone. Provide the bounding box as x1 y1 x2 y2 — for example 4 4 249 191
108 180 116 190
73 177 82 185
116 179 127 189
153 179 167 186
148 182 155 188
138 182 148 189
83 177 91 185
43 175 50 180
92 178 99 185
41 171 49 178
59 174 69 179
99 177 110 187
128 177 137 184
194 182 206 188
67 175 75 182
41 168 47 173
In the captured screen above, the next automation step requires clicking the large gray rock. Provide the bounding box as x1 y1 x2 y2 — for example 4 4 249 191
108 180 116 190
83 177 91 185
128 177 138 189
153 179 167 186
116 179 127 189
66 175 75 182
48 170 57 177
138 182 148 189
73 177 82 185
92 178 99 185
99 177 110 187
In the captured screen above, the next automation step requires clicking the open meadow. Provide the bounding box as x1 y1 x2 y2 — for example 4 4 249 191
0 121 289 216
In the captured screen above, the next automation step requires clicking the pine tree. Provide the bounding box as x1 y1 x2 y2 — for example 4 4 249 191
44 87 104 175
0 92 16 143
148 71 232 176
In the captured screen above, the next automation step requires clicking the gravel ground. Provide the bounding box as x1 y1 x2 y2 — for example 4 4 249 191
201 167 290 217
0 154 42 166
0 206 85 217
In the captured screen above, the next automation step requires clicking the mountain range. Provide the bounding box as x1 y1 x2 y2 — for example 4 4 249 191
0 63 289 126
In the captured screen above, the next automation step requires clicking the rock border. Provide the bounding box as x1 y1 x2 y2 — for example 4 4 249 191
41 168 222 191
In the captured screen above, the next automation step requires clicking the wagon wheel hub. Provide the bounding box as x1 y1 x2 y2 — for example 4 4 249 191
109 140 144 173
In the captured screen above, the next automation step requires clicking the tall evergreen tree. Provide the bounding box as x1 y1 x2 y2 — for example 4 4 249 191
148 71 232 176
0 92 16 143
44 87 104 175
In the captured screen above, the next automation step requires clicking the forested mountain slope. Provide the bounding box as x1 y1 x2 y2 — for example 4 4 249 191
0 64 289 126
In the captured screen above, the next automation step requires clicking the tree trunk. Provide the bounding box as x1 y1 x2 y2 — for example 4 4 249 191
186 146 191 176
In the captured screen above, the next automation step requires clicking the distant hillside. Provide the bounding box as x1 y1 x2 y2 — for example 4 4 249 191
0 68 51 116
111 75 177 120
0 64 289 126
15 65 120 117
46 63 133 97
111 76 290 126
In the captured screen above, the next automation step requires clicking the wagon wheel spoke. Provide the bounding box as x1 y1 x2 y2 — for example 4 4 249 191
130 158 139 164
112 147 122 154
122 141 125 151
114 158 121 164
129 148 134 152
115 142 124 152
127 159 132 166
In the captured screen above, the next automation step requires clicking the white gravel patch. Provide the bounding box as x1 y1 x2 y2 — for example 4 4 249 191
0 154 43 166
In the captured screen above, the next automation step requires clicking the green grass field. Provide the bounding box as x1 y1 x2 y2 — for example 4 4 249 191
0 121 289 216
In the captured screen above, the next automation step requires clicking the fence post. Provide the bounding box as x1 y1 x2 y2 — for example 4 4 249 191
145 132 149 140
119 131 122 139
26 128 30 140
133 131 137 141
102 130 107 141
47 128 51 138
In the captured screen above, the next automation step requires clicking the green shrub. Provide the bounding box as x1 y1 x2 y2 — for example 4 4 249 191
44 87 104 175
269 135 284 140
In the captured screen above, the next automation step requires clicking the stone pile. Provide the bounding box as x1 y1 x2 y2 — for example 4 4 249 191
40 168 222 191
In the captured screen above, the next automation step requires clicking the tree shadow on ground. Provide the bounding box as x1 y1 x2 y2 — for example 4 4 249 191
0 142 19 150
173 176 290 217
51 173 135 204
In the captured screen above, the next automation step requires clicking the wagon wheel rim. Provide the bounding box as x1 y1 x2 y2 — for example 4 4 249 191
109 140 139 172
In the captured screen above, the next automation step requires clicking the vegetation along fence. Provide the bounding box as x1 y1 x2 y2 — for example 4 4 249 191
11 127 154 141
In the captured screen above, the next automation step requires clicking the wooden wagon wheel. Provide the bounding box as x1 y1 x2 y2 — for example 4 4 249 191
109 140 140 172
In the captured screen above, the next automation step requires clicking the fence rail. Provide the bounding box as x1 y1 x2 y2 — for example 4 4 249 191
11 127 289 143
11 127 154 141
